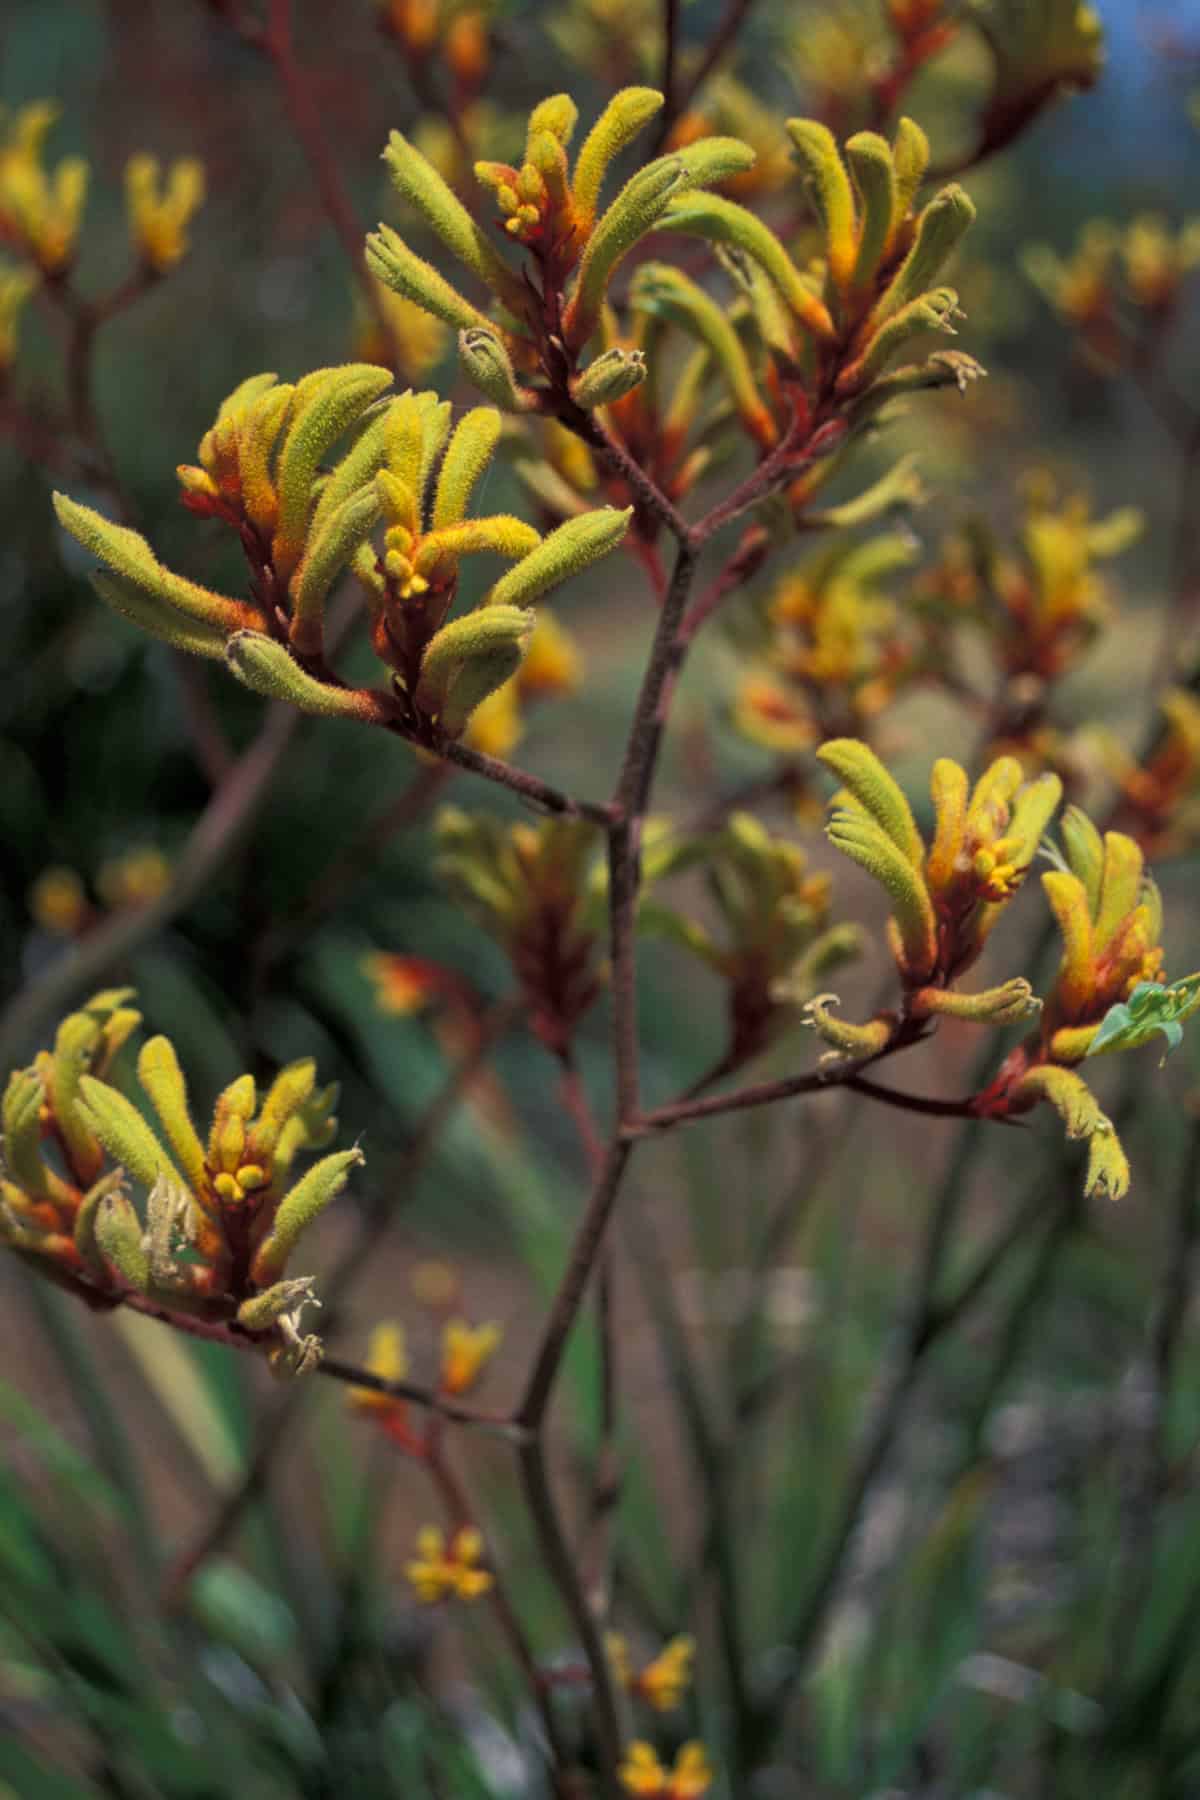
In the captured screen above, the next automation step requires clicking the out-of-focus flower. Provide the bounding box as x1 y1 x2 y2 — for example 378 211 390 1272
435 810 603 1054
349 1321 410 1418
0 102 88 273
735 530 920 748
97 846 171 910
1099 688 1200 857
618 1740 713 1798
353 278 449 376
968 0 1103 155
641 812 858 1071
0 260 37 370
439 1316 501 1393
1122 215 1200 316
609 1633 696 1711
411 1258 461 1308
1024 221 1118 346
668 78 792 199
124 154 205 273
784 3 885 126
463 677 523 757
28 865 88 936
405 1524 493 1602
734 672 816 754
973 476 1141 681
377 0 492 102
516 610 581 699
362 951 445 1015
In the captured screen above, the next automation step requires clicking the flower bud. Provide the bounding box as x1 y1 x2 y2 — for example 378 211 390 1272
571 346 648 409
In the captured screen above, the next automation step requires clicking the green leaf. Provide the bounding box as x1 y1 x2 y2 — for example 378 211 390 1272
1087 977 1200 1062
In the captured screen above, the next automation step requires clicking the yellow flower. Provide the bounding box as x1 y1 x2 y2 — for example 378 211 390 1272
29 866 88 937
0 260 37 369
1122 214 1200 315
440 1317 502 1394
819 739 1061 989
669 1746 714 1800
0 102 88 273
464 678 523 758
124 154 205 273
620 1744 667 1797
405 1524 493 1602
97 847 171 910
410 1258 460 1308
1039 816 1168 1053
734 672 814 754
619 1741 713 1798
353 280 448 376
636 1636 695 1711
349 1321 409 1415
516 610 581 699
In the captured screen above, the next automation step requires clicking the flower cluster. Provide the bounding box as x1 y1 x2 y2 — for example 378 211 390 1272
734 512 923 750
641 812 859 1075
1101 688 1200 857
376 0 491 123
0 101 89 274
52 369 629 746
968 0 1104 157
810 740 1199 1197
369 88 753 388
977 811 1200 1196
0 100 204 381
368 92 982 539
1026 213 1200 367
813 739 1057 1056
1 991 358 1374
435 809 604 1056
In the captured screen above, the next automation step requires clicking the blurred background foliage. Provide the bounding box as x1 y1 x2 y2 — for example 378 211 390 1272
4 1 1200 1796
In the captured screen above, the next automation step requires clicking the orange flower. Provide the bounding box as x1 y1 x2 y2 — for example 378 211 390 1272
362 952 443 1015
440 1317 502 1395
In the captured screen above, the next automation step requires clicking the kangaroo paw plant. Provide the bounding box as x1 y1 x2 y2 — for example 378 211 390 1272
13 1 1200 1793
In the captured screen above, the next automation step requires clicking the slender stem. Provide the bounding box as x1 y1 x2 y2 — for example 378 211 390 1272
1107 1119 1200 1686
692 416 847 546
613 539 698 822
518 1438 625 1794
738 1123 994 1759
659 0 683 130
842 1072 987 1119
626 1043 901 1133
518 1141 634 1429
560 1056 621 1616
623 1198 753 1758
441 738 613 824
427 1442 579 1794
562 405 691 543
655 0 759 148
606 818 641 1123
